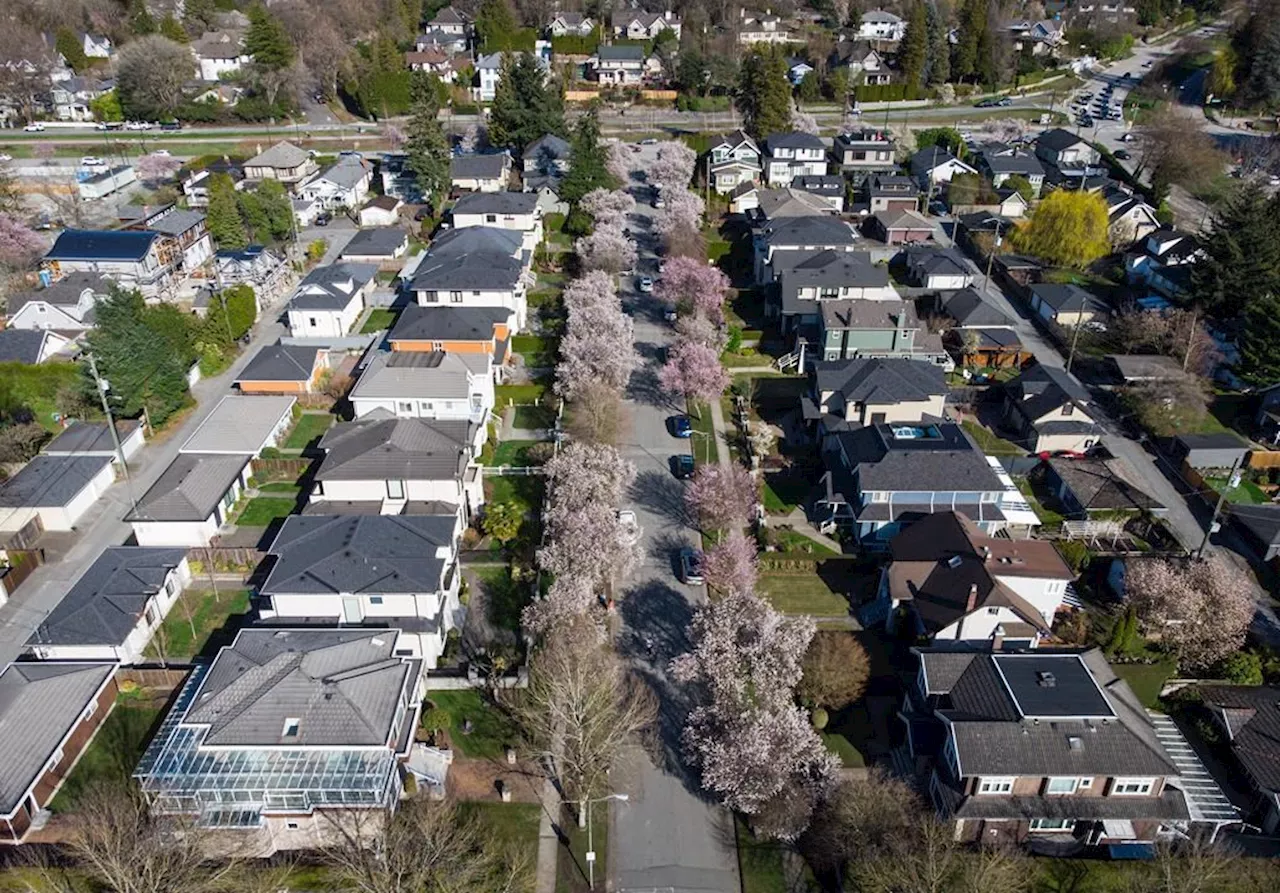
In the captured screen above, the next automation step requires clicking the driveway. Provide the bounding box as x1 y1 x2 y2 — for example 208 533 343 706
609 143 741 893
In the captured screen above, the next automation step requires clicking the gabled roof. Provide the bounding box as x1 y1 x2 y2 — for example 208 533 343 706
760 215 858 248
8 273 110 310
910 147 977 178
128 453 251 522
452 191 539 216
313 154 370 190
523 133 571 163
44 420 141 455
832 422 1003 493
0 455 112 508
0 329 57 363
245 140 310 170
1047 456 1163 512
941 287 1014 327
906 245 970 277
814 357 946 404
597 44 645 62
428 225 523 258
1198 685 1280 792
979 145 1045 177
29 546 187 647
410 249 523 291
237 344 322 383
46 229 158 262
315 415 471 482
1005 364 1090 420
764 131 828 152
1037 128 1087 154
288 262 378 311
430 6 469 25
776 248 888 288
709 130 758 154
1029 282 1108 315
451 153 510 180
755 187 835 219
149 209 206 237
341 227 408 259
874 208 933 232
389 305 510 342
820 298 916 331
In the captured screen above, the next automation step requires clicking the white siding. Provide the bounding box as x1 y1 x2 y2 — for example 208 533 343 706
132 515 220 547
287 297 363 338
312 478 467 505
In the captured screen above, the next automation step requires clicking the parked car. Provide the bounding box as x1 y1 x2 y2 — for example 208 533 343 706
80 156 105 167
975 97 1000 108
23 122 45 132
652 195 666 209
314 212 332 227
151 149 171 157
1118 131 1134 142
637 275 653 293
1114 149 1131 161
618 509 642 545
0 153 11 163
669 415 692 438
678 548 704 585
997 96 1013 106
159 121 182 131
671 454 695 479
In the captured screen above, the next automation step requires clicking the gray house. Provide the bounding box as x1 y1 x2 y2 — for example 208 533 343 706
773 248 898 334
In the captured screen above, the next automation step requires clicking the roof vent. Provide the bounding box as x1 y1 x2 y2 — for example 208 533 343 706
1037 671 1057 688
274 630 291 638
1068 736 1083 750
371 637 386 647
947 555 963 569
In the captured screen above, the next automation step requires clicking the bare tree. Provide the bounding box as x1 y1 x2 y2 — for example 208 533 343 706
565 379 630 446
801 770 923 873
1146 832 1243 893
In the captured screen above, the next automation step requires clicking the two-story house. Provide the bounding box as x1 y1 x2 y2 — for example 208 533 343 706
876 512 1073 645
592 44 647 85
1101 185 1161 247
451 153 511 193
904 649 1192 846
285 263 378 338
805 357 947 435
833 130 897 177
818 298 950 368
830 39 889 83
350 350 495 428
548 12 594 35
429 6 471 37
1009 18 1065 54
417 27 469 55
739 10 793 43
773 248 899 334
50 75 111 122
613 10 681 39
244 141 318 184
215 245 290 307
5 272 108 332
754 215 861 284
388 305 513 359
1035 129 1102 180
191 31 249 81
451 191 543 251
296 154 372 211
523 134 571 181
43 230 175 298
1124 229 1199 300
707 130 762 195
181 159 245 208
1002 365 1099 454
1199 685 1280 833
408 247 528 331
857 9 906 41
910 148 979 190
763 132 829 187
864 174 920 215
977 142 1046 195
123 208 214 277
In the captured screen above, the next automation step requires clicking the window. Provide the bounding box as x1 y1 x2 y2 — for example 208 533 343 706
420 401 434 412
308 317 318 327
977 777 1014 794
1046 777 1078 795
282 718 300 738
398 402 413 413
987 607 1001 615
369 596 384 605
485 214 497 223
387 480 405 500
1079 777 1093 789
1029 818 1075 832
424 290 440 303
1062 403 1075 416
1111 778 1154 796
145 603 158 626
450 291 463 303
313 481 324 496
286 821 300 830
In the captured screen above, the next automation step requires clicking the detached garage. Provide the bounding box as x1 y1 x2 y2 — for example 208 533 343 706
0 455 116 533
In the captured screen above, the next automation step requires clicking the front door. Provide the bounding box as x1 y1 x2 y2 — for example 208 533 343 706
341 597 362 623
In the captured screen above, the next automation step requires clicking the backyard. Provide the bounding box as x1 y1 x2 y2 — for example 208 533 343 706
49 698 161 814
960 418 1024 455
423 689 520 761
360 309 398 333
1206 474 1270 505
481 439 543 468
283 412 334 450
234 495 300 527
144 589 251 661
471 564 530 636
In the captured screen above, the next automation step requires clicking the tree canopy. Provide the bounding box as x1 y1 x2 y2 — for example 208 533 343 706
1010 189 1110 269
488 53 565 152
558 110 613 205
245 4 295 70
1188 184 1280 320
737 47 792 140
405 87 450 207
1237 291 1280 387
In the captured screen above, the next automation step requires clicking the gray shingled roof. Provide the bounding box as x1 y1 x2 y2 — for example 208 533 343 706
237 344 322 383
351 350 488 401
389 305 510 342
428 225 523 258
0 662 116 814
43 420 141 456
1005 364 1091 421
149 209 206 237
1198 684 1280 792
450 153 509 180
29 546 187 647
288 263 378 311
316 155 369 190
8 273 110 312
341 227 408 259
523 134 570 163
765 131 828 152
128 453 250 522
0 329 53 364
0 455 113 508
452 191 538 216
410 250 523 291
186 629 412 747
760 215 858 248
941 287 1014 328
180 395 296 455
832 422 1002 492
246 141 310 170
261 514 457 596
315 415 471 482
815 357 946 404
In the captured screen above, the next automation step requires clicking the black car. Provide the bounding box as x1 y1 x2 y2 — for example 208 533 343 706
671 454 695 479
1114 149 1131 160
314 212 332 227
159 120 182 131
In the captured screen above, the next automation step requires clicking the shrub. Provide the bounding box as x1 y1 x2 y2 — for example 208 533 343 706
1216 651 1263 685
811 707 828 730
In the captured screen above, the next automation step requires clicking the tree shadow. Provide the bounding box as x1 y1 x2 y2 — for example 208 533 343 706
625 357 672 409
631 468 692 527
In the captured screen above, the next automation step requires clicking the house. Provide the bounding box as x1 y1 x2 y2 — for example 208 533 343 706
788 58 815 85
132 208 214 276
450 153 511 193
833 129 897 176
748 187 836 221
378 153 420 203
26 547 191 664
243 141 318 185
191 31 249 81
127 453 252 547
44 420 145 463
792 175 846 212
1102 186 1160 246
707 130 762 195
877 511 1073 646
429 6 471 36
1002 365 1098 454
1170 432 1250 471
475 53 505 102
831 40 889 83
904 246 974 290
415 28 468 55
868 208 934 245
772 248 898 334
451 191 543 249
351 350 495 427
804 357 948 434
310 414 482 511
236 344 328 395
904 648 1192 845
1043 455 1164 517
818 298 950 367
910 148 978 189
1231 505 1280 563
296 155 372 211
408 245 528 331
0 662 118 844
1029 283 1109 327
1035 129 1102 177
180 395 296 457
1105 354 1185 386
43 230 174 297
388 306 513 360
354 195 401 228
816 421 1012 540
340 228 409 268
592 44 647 85
0 454 116 533
214 245 290 306
1009 18 1065 54
1124 229 1198 298
977 143 1045 195
937 288 1028 368
181 159 244 208
134 629 422 845
857 9 906 41
76 165 138 202
285 263 378 339
866 174 920 214
0 329 74 364
548 11 593 35
50 75 111 121
739 10 793 43
404 47 465 80
613 10 681 39
754 215 861 284
763 132 829 187
1199 685 1280 833
523 134 571 180
78 32 112 58
5 273 108 332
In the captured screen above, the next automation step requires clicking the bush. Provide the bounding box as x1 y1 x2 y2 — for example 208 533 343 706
306 240 327 262
811 707 828 730
1216 651 1263 685
550 33 601 55
853 83 931 103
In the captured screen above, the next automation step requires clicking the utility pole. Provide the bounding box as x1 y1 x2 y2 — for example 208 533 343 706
1197 457 1239 560
85 351 138 515
983 218 1003 295
1065 297 1087 374
1182 306 1198 372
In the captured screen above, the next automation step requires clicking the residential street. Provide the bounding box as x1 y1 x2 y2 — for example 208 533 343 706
609 146 741 893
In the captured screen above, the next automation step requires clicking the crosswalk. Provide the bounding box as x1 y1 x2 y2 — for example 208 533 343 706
1147 711 1240 823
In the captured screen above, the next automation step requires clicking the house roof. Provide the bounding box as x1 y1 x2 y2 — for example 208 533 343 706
185 628 413 747
127 453 251 522
709 130 758 154
314 155 369 190
428 225 523 258
44 420 140 455
29 546 187 648
246 141 310 170
979 145 1046 177
1199 684 1280 792
149 209 206 237
815 357 946 405
820 298 916 331
288 262 377 311
364 195 401 212
1005 364 1090 421
1047 457 1163 512
831 422 1003 492
352 350 488 401
764 131 828 152
1229 504 1280 549
862 9 903 22
776 248 888 288
873 208 933 232
910 148 975 178
410 249 524 291
0 454 112 509
597 44 646 62
46 229 158 262
1174 432 1249 452
760 215 859 248
941 287 1014 328
523 134 571 163
341 227 408 259
389 305 510 342
451 153 509 180
755 188 836 219
431 6 468 25
0 662 116 816
315 415 472 482
793 174 844 196
262 513 457 595
1106 353 1184 383
1037 128 1086 154
906 246 969 277
452 191 539 216
8 273 111 312
237 344 322 383
180 395 296 455
0 329 56 364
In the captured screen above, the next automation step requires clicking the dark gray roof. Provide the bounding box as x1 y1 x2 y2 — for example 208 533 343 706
0 455 112 508
765 131 828 152
8 273 110 311
597 44 645 61
428 225 523 257
793 174 845 196
127 453 250 522
149 209 206 236
979 146 1046 177
761 216 858 249
0 329 52 363
941 287 1014 327
938 782 1189 821
776 248 887 287
1030 282 1108 315
450 153 509 180
389 305 510 342
452 191 538 216
910 147 971 177
289 263 377 311
1230 504 1280 549
905 245 970 277
1005 364 1090 421
1037 127 1086 153
0 662 116 815
523 134 570 162
814 357 946 404
410 250 523 291
341 227 408 259
1174 432 1249 451
820 298 916 331
831 422 1003 492
316 155 369 190
29 546 186 647
262 514 457 595
1198 685 1280 792
316 416 471 482
1047 457 1162 513
237 343 322 383
186 628 414 747
868 174 918 195
44 420 141 455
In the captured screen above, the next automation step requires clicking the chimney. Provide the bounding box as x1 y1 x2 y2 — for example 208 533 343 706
665 9 672 19
966 582 979 612
982 545 991 562
991 625 1004 651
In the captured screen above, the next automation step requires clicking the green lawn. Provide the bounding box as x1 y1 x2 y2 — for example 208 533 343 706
360 309 398 333
0 361 81 432
1017 477 1066 528
484 475 544 515
424 689 520 760
557 802 608 893
49 702 161 813
771 528 840 556
496 383 549 405
762 468 812 514
821 731 866 767
472 564 530 634
459 802 539 889
234 496 298 527
961 419 1024 456
1206 475 1269 505
259 481 302 494
145 589 251 661
513 404 557 430
482 439 542 467
736 818 789 893
1111 659 1178 710
511 334 557 367
283 412 333 450
688 401 720 465
757 573 849 616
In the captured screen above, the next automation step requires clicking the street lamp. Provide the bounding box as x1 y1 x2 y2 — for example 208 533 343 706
583 792 629 891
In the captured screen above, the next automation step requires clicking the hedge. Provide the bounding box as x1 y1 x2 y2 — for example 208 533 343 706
676 94 732 111
551 32 601 55
853 83 932 103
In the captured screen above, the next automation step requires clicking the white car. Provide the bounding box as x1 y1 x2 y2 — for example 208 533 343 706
151 149 171 157
80 156 106 167
617 510 642 545
637 275 654 293
23 122 45 132
0 153 11 163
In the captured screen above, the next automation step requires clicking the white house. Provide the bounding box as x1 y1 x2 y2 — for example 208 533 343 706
612 10 681 39
181 161 244 208
339 227 409 267
739 10 792 43
50 75 111 122
6 273 108 332
79 32 112 59
450 153 511 193
351 350 495 433
285 263 378 339
296 154 372 211
428 6 471 36
408 236 529 331
359 195 403 227
904 246 974 291
707 130 762 195
127 453 252 547
0 454 116 534
548 12 594 36
857 9 906 41
244 141 318 185
592 45 646 85
788 58 814 85
26 547 192 664
763 132 829 187
191 31 250 81
43 420 146 463
910 148 978 188
451 191 543 250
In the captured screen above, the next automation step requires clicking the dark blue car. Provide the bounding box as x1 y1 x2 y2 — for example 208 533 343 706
671 454 695 478
670 415 693 438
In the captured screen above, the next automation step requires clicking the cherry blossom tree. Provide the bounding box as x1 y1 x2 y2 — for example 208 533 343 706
576 225 636 274
580 188 634 230
792 109 820 135
384 123 407 150
135 152 181 183
658 340 730 410
701 530 759 596
562 270 620 317
605 140 631 184
654 189 705 239
650 141 697 194
0 213 45 272
654 256 729 321
556 302 639 398
685 464 759 534
457 123 486 154
543 442 635 511
675 312 727 352
523 576 595 635
1126 556 1255 671
33 142 55 163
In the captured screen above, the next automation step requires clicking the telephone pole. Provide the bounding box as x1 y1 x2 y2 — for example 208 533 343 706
85 352 138 515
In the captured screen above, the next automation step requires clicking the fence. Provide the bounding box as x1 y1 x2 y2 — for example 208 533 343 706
0 550 43 601
251 457 314 481
1247 449 1280 469
480 466 546 477
117 665 194 693
190 545 266 572
1 515 43 551
425 665 529 690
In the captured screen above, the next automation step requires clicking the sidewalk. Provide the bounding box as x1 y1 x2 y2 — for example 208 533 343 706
535 774 560 893
708 398 732 469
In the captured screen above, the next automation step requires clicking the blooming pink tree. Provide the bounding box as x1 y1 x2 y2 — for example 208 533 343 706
457 123 486 154
701 530 759 596
33 143 55 162
580 188 635 230
675 312 726 352
384 123 407 150
650 141 697 194
523 576 596 635
576 225 636 274
135 152 181 182
685 464 759 533
792 109 820 135
556 302 638 398
655 189 705 239
562 270 620 317
0 214 45 271
606 140 631 184
1126 556 1255 671
658 340 730 410
655 256 729 322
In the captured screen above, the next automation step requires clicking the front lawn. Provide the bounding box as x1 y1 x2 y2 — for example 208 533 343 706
424 690 519 761
360 309 398 333
513 404 557 430
771 528 840 556
495 383 549 405
459 802 539 887
960 419 1024 455
688 401 719 465
557 802 608 893
511 334 557 367
481 439 542 467
484 474 544 516
757 573 849 616
472 564 530 634
736 819 789 893
145 589 251 661
283 412 334 450
762 468 812 514
234 496 299 527
49 702 161 813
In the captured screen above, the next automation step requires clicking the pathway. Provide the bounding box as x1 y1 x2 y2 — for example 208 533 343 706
707 398 733 469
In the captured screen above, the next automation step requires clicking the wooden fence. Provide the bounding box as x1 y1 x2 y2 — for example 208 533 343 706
190 545 266 573
1247 449 1280 469
0 550 43 601
251 457 314 481
1 516 43 551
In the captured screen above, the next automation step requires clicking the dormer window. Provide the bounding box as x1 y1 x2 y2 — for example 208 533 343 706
282 718 300 738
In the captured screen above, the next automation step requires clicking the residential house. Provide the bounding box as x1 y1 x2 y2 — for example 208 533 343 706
831 39 889 83
612 10 681 39
910 148 979 189
404 47 465 80
904 649 1193 845
866 174 920 214
1009 18 1066 54
408 246 528 331
1029 283 1109 327
181 159 244 208
43 420 145 463
548 12 594 35
340 228 409 268
754 215 861 284
592 44 647 85
474 51 550 101
50 75 111 121
351 350 494 428
134 629 422 844
763 132 829 187
1199 685 1280 833
818 298 950 367
792 175 846 212
0 329 75 364
1035 129 1102 178
857 9 906 41
1231 505 1280 562
126 453 252 547
744 186 834 220
180 395 297 458
0 454 116 533
936 288 1028 368
191 31 249 81
285 263 378 338
296 154 373 211
429 6 471 36
124 208 214 277
788 58 815 85
739 9 793 43
5 272 108 333
309 414 482 511
0 662 118 844
1124 229 1198 299
977 143 1046 195
833 129 897 176
1170 432 1250 471
804 357 947 435
707 130 762 195
1043 455 1164 517
952 188 1029 219
877 511 1073 646
388 306 513 362
450 153 511 193
43 230 175 298
26 547 191 664
359 195 404 228
415 28 468 55
214 245 290 307
451 191 543 250
816 421 1012 540
378 153 420 203
905 246 974 290
243 141 318 185
523 134 571 182
1002 365 1099 453
78 32 112 58
77 166 138 202
867 208 934 245
235 344 329 395
1102 185 1160 246
772 248 898 334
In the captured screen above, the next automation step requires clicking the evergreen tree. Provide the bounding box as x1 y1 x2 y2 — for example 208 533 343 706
925 2 950 86
737 47 791 141
899 2 928 89
797 70 820 102
474 0 519 52
256 178 294 241
488 53 565 152
159 15 189 43
130 0 156 35
559 110 611 205
183 0 219 35
237 191 271 243
952 0 985 81
55 29 89 73
246 4 295 70
206 173 248 249
1238 292 1280 387
1188 185 1280 319
405 90 450 207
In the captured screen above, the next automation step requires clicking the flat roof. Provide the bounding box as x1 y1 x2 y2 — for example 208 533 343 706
179 395 296 455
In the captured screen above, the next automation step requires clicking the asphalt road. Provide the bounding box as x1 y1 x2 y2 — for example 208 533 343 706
609 143 741 893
